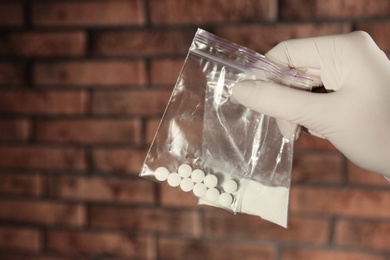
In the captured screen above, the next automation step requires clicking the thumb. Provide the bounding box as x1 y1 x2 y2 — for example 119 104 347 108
232 80 328 128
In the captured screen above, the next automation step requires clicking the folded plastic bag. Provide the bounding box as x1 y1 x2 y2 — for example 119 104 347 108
140 29 317 227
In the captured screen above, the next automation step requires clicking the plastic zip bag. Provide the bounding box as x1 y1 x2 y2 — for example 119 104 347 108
140 29 318 227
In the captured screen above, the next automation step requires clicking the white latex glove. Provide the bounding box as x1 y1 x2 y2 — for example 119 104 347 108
232 31 390 177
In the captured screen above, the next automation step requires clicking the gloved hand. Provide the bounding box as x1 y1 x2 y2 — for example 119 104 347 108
232 31 390 177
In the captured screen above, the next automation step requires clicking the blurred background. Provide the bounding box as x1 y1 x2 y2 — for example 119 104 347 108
0 0 389 259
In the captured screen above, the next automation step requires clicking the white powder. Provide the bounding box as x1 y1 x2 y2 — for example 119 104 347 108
199 179 289 228
240 179 289 228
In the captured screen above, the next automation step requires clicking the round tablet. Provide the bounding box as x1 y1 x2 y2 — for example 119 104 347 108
193 183 207 197
191 169 205 183
223 179 238 193
204 174 218 188
180 178 194 192
167 173 181 187
155 167 169 181
219 193 233 207
178 164 192 178
205 188 220 202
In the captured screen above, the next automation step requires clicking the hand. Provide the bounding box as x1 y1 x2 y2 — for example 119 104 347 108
232 31 390 177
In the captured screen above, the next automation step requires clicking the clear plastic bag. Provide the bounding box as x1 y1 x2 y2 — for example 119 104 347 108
140 29 317 227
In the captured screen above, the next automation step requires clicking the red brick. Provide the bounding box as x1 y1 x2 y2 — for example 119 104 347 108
150 0 276 25
0 4 24 27
158 237 275 260
0 119 30 141
160 182 198 207
0 62 25 85
282 247 388 260
92 148 147 174
0 146 86 170
146 119 160 144
0 32 86 57
32 1 144 27
0 227 40 252
0 91 88 115
92 90 171 116
292 153 344 183
215 24 351 54
93 29 195 56
90 206 201 236
0 199 85 226
348 161 389 186
47 230 154 258
204 212 330 244
356 22 390 52
295 132 337 151
150 59 184 86
35 119 142 144
281 0 390 20
33 61 146 87
50 176 155 204
335 220 390 251
0 173 42 197
0 254 73 260
290 186 390 218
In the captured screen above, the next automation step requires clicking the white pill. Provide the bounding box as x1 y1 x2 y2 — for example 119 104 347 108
191 169 205 183
219 193 233 207
193 183 207 197
180 178 194 192
205 188 220 202
155 167 169 181
204 174 218 188
223 179 238 193
178 164 192 178
167 173 181 187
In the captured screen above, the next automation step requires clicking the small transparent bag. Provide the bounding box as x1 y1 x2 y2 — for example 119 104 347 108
140 29 318 227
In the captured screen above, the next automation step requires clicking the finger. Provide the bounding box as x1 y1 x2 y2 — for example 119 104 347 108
232 80 329 127
266 33 349 70
276 119 302 141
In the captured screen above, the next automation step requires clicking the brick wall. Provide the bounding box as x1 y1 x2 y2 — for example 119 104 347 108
0 0 389 259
